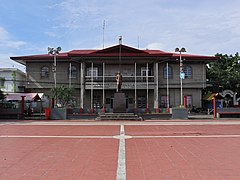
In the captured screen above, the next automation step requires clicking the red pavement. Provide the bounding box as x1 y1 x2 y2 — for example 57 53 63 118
0 121 240 179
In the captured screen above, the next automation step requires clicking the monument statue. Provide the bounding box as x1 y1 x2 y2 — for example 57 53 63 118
116 72 122 92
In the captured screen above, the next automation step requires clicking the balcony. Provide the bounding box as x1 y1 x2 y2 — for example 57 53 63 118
85 75 155 82
85 75 155 90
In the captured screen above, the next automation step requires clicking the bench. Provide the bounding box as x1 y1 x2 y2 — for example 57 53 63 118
217 108 240 118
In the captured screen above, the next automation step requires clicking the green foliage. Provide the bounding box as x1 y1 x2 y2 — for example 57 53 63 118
207 53 240 94
47 86 73 108
0 89 5 101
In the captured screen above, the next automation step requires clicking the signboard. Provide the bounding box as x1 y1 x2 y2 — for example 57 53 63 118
180 72 185 79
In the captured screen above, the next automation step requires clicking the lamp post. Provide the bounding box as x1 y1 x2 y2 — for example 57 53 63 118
48 47 61 88
175 47 186 107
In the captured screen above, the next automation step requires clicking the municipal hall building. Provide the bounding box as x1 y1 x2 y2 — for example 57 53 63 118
11 44 217 113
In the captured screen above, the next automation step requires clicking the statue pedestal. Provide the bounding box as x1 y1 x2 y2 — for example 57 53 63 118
113 93 126 113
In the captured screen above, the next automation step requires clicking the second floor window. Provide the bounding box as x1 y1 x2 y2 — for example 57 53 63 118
40 66 49 78
164 66 173 78
69 65 77 79
141 67 152 76
183 66 192 78
87 67 98 77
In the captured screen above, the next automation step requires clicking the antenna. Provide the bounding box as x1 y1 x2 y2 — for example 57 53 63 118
103 20 105 49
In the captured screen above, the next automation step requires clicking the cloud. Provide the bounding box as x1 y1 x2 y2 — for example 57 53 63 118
49 0 101 30
0 27 26 49
0 53 25 71
146 43 165 50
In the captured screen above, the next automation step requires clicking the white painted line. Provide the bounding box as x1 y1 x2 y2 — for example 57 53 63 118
132 135 240 138
1 134 240 139
116 124 126 180
0 135 113 139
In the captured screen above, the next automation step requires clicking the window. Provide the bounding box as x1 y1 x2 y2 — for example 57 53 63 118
93 95 101 109
69 65 77 79
137 96 146 108
186 95 192 107
40 66 49 78
164 66 172 78
160 96 167 108
106 98 111 104
128 98 133 104
183 66 192 78
87 67 98 77
141 67 152 76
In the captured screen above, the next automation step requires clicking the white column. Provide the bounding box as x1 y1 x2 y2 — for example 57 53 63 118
146 63 149 112
80 62 85 109
69 63 71 88
154 62 159 111
167 62 170 110
91 62 94 111
134 62 137 111
102 62 105 112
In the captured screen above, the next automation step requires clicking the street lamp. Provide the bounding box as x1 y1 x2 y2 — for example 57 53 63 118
175 47 186 107
48 47 61 88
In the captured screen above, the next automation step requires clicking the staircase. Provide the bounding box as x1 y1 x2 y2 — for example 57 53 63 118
96 113 143 121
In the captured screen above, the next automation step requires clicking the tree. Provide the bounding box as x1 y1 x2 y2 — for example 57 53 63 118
207 53 240 94
0 89 5 101
47 86 73 108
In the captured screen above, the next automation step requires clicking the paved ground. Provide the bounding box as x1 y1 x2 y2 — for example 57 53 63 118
1 119 240 180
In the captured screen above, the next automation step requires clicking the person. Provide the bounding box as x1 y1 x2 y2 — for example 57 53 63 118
116 72 122 92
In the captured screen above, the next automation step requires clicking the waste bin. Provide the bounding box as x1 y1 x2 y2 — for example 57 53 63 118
45 108 51 120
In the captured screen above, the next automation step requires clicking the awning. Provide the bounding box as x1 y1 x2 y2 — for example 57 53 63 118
5 93 44 101
203 93 223 101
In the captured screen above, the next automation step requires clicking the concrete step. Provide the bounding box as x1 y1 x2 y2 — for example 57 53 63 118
96 113 143 121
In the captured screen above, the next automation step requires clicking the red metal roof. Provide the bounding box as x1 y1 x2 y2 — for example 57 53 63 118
172 53 218 61
10 44 218 63
6 93 44 101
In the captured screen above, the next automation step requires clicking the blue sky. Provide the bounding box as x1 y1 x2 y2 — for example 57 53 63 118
1 0 240 71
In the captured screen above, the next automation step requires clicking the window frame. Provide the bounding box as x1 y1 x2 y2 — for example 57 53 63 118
69 65 77 79
86 67 98 77
183 66 192 79
40 66 50 79
163 66 173 79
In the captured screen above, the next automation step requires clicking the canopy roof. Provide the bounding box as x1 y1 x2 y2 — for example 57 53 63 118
202 93 223 101
5 93 44 101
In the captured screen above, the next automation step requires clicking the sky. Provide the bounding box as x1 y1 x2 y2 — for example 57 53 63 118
0 0 240 71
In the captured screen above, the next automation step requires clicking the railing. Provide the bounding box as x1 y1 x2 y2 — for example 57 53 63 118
85 76 155 82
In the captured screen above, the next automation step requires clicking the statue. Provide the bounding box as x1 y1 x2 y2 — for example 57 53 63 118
116 72 122 92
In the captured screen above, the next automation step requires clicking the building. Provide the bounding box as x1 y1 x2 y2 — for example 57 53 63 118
0 68 26 93
11 44 217 113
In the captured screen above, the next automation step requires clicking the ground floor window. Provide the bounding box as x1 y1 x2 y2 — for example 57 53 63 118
137 96 146 108
93 95 101 109
160 95 168 108
186 95 192 107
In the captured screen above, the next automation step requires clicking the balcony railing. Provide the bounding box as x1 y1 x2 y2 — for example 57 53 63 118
85 76 155 82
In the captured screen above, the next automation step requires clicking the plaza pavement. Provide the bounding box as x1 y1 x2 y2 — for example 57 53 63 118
1 119 240 180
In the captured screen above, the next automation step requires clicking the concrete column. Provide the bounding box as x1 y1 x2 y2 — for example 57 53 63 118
154 62 159 113
21 96 25 119
102 62 106 113
80 62 85 113
213 95 217 118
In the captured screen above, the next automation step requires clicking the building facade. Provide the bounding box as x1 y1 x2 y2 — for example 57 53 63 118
0 68 26 93
11 44 217 113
